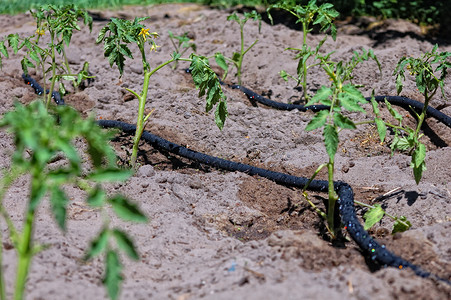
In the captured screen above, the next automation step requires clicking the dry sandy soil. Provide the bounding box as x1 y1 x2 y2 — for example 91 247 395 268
0 3 450 299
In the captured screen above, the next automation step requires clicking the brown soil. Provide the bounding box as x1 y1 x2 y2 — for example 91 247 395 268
0 3 450 300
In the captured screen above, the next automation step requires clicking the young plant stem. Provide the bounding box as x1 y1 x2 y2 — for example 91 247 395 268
301 22 308 101
327 160 338 238
14 209 34 300
129 58 177 168
414 89 434 136
46 33 57 109
0 230 5 300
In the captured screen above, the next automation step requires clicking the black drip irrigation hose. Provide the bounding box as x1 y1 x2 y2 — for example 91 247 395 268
21 74 451 285
231 84 451 128
22 74 65 105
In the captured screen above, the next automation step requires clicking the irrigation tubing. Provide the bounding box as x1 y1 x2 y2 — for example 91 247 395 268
22 74 451 285
231 84 451 128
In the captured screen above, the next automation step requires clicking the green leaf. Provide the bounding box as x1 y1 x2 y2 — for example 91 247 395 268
29 51 40 63
411 143 426 184
21 57 35 74
87 186 106 207
112 229 139 260
108 195 148 223
279 70 289 81
214 100 228 130
338 85 366 112
103 250 123 300
333 113 356 129
214 52 228 73
96 26 108 44
84 228 109 260
392 216 412 234
305 110 328 131
0 40 8 58
189 54 228 130
50 186 68 231
363 204 385 230
307 86 332 106
87 168 132 182
7 33 20 53
384 99 403 123
370 96 379 116
374 118 387 143
412 142 426 168
323 124 338 160
30 179 47 211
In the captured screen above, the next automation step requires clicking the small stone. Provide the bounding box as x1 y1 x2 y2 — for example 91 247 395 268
137 165 156 177
130 63 143 74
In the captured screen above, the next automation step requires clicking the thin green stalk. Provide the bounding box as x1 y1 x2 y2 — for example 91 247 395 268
327 160 338 237
46 32 57 109
129 71 151 168
236 23 245 85
129 58 177 168
302 21 308 100
14 209 35 300
414 89 434 136
0 229 5 300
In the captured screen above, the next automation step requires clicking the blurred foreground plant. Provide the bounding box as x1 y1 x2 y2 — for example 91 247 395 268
0 101 147 300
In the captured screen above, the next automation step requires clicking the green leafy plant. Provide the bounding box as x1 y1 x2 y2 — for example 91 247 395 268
376 45 450 184
168 31 196 69
0 100 147 300
0 4 93 108
267 0 339 101
358 202 412 233
215 10 261 85
97 17 227 168
302 48 381 237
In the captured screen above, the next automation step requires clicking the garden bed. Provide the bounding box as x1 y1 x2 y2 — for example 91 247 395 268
0 3 450 299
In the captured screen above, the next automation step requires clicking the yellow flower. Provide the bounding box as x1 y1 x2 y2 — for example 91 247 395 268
36 28 45 36
139 28 151 41
150 42 160 52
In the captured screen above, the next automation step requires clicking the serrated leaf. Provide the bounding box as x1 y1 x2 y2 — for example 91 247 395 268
112 229 139 260
108 195 148 223
8 34 20 53
96 26 109 44
103 250 123 300
305 110 328 131
50 186 68 231
214 100 228 130
323 124 338 160
363 204 385 230
392 216 411 234
84 228 109 260
0 40 8 58
333 113 356 129
307 86 332 106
